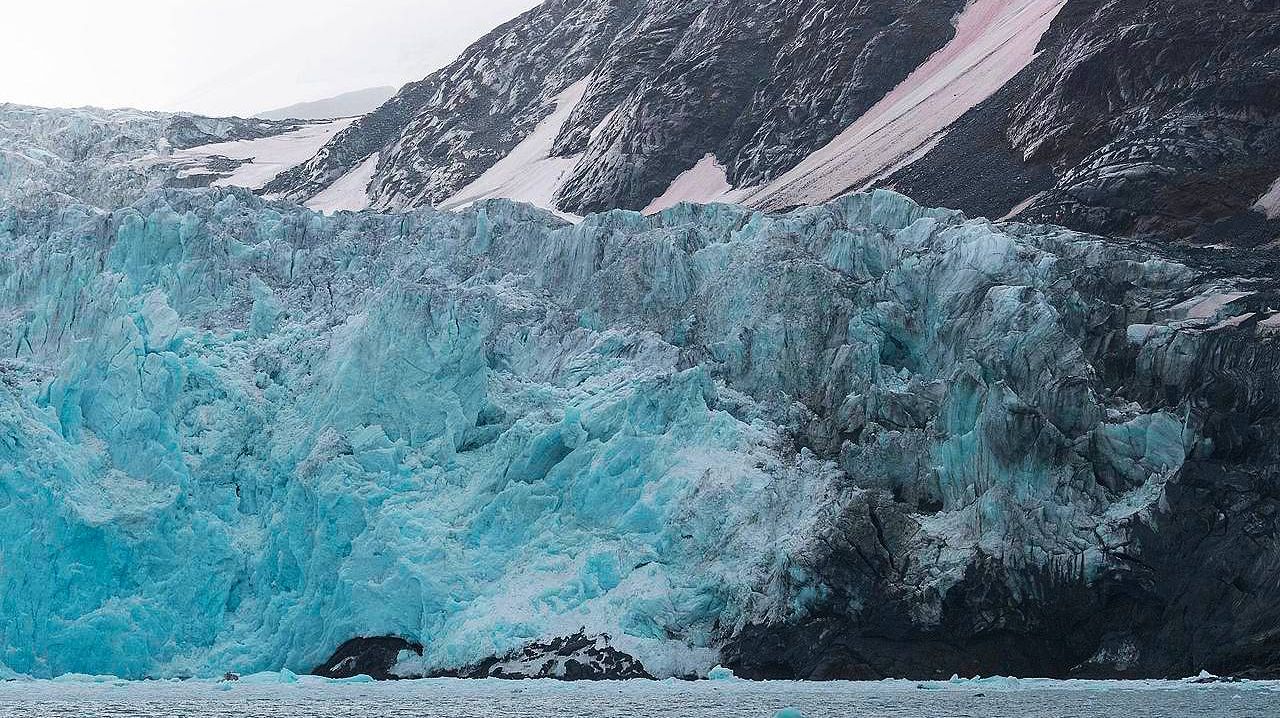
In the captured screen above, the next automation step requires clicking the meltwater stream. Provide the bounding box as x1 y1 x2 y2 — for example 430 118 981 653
0 677 1277 718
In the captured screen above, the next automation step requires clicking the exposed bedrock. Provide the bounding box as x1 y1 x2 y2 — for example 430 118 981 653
264 0 968 215
408 631 654 680
259 0 1279 247
313 636 424 680
888 0 1280 245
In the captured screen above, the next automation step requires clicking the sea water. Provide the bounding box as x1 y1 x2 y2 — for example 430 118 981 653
0 677 1276 718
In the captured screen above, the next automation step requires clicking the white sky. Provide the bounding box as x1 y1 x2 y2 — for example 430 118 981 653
1 0 541 117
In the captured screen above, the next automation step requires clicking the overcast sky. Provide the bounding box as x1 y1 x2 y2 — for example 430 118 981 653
2 0 540 116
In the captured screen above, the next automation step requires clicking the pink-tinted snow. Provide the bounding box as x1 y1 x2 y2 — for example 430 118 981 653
737 0 1068 210
439 79 589 216
1255 175 1280 220
1172 291 1254 320
1001 191 1048 221
643 154 735 214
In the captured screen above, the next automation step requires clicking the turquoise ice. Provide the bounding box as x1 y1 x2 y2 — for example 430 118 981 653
0 188 1232 678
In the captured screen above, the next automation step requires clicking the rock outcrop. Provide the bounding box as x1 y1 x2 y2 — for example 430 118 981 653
409 631 652 680
313 637 424 680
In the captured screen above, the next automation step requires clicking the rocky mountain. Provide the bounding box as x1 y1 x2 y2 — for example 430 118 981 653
266 0 1280 246
256 87 399 121
890 0 1280 247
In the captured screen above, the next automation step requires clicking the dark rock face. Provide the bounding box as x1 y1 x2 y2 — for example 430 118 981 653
555 0 968 214
312 636 424 680
266 0 964 214
724 259 1280 680
164 116 304 151
888 0 1280 245
314 632 650 681
268 0 1280 246
431 632 652 681
721 0 966 189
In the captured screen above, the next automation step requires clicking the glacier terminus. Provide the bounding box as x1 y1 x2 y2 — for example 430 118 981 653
2 186 1276 680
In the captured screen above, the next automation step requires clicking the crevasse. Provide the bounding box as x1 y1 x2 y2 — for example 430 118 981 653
0 188 1238 678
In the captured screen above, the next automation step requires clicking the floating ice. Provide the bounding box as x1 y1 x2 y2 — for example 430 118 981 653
708 665 736 681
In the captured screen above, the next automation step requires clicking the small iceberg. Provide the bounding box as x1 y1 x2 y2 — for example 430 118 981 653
707 665 736 681
237 670 301 684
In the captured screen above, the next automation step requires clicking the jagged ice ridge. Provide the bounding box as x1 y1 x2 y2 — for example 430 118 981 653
0 188 1270 679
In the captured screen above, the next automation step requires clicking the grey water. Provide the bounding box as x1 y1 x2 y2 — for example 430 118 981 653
1 677 1278 718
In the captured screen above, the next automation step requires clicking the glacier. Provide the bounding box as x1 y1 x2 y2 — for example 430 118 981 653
1 186 1276 679
0 103 312 213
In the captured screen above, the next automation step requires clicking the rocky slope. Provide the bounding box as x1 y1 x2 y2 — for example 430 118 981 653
264 0 979 212
888 0 1280 246
266 0 1280 246
2 188 1276 679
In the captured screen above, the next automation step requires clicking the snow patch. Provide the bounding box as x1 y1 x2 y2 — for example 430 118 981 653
169 118 356 190
1171 291 1253 320
590 108 619 143
741 0 1068 210
1254 175 1280 219
1209 313 1255 331
305 153 379 213
439 79 590 217
643 154 735 214
1001 191 1048 221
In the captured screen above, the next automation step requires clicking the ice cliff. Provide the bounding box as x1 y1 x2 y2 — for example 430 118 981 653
1 188 1277 679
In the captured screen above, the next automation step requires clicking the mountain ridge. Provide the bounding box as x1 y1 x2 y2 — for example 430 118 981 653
256 87 399 121
264 0 1280 246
